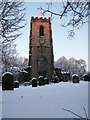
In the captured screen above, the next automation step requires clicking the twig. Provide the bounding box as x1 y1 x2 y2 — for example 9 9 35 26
83 106 88 120
62 108 85 120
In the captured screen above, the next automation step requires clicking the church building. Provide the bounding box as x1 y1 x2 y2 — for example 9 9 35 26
29 17 54 80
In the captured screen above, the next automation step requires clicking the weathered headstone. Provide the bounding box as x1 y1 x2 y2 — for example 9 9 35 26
38 76 45 86
44 77 49 84
32 77 37 87
2 72 14 91
62 72 68 82
14 81 19 88
72 74 79 83
54 76 59 83
83 73 90 81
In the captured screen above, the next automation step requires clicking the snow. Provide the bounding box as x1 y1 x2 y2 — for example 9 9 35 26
20 71 28 74
2 72 12 77
0 86 2 120
38 76 44 79
1 81 89 118
32 77 37 80
72 74 79 77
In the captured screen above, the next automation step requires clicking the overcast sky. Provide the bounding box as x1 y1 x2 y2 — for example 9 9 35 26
15 2 88 68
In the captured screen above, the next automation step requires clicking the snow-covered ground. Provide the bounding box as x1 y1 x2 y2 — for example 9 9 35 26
1 81 89 118
0 86 2 120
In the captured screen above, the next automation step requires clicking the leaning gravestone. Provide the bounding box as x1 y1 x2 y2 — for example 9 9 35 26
2 72 14 91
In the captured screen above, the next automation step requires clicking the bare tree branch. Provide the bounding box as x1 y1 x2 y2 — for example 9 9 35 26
62 108 85 119
38 0 90 38
0 0 26 45
83 106 88 120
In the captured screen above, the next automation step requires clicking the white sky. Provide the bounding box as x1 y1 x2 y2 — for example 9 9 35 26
15 2 88 67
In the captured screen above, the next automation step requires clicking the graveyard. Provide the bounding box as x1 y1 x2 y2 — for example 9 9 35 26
1 1 89 119
1 68 89 118
1 69 89 118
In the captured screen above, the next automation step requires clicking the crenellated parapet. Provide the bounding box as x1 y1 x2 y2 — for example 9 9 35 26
31 16 50 22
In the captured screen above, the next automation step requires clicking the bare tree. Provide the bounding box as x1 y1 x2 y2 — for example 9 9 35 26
2 42 18 72
0 0 26 72
38 0 90 38
0 0 26 44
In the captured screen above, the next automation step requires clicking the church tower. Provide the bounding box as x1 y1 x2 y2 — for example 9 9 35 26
29 17 54 80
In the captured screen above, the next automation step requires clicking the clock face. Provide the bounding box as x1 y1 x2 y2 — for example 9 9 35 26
39 37 45 45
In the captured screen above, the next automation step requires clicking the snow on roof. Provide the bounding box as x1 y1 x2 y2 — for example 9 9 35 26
2 72 12 77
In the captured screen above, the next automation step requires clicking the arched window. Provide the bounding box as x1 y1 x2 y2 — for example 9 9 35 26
39 25 44 36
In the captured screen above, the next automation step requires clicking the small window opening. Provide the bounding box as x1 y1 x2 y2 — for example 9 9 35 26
39 25 44 36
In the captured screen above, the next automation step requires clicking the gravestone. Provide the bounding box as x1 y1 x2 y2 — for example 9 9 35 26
32 77 37 87
83 73 90 81
44 77 49 84
72 74 79 83
38 76 45 86
14 81 19 88
54 76 59 83
2 72 14 91
83 74 88 81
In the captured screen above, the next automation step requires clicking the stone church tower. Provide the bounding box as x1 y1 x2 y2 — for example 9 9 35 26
29 17 54 80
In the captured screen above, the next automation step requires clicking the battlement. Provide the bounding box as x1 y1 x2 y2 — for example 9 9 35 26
31 16 50 22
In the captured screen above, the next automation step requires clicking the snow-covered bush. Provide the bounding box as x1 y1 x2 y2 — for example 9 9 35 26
54 56 87 77
10 66 20 81
18 71 29 83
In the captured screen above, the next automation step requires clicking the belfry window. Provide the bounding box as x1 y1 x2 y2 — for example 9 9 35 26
39 25 44 36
